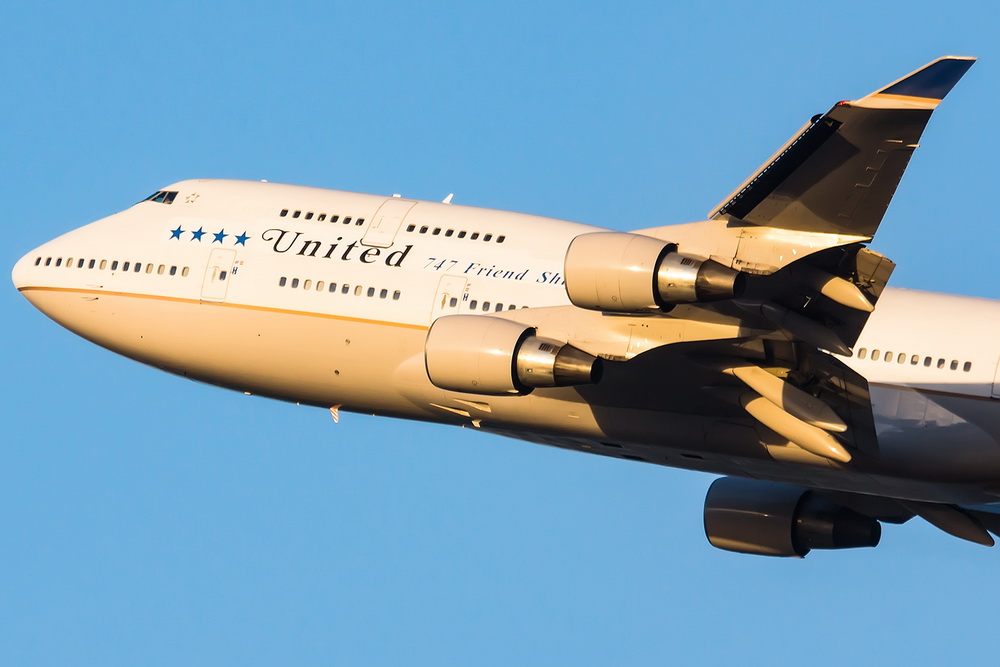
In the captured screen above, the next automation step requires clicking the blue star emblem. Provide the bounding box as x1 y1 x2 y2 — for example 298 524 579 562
191 227 206 241
213 229 228 244
234 231 250 246
170 225 184 240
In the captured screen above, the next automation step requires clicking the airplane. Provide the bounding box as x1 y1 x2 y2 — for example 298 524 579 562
13 56 1000 557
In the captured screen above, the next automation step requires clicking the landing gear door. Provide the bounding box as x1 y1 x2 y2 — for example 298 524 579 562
363 198 417 248
201 248 237 302
431 275 468 323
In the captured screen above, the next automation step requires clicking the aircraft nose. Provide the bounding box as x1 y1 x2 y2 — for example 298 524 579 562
11 248 37 292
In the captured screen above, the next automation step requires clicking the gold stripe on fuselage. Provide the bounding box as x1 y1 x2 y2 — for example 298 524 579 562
17 285 430 332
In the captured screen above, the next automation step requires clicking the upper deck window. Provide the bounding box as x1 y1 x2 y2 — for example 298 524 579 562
142 190 178 205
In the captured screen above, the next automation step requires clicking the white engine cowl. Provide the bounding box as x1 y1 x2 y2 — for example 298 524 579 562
564 232 744 312
424 315 602 395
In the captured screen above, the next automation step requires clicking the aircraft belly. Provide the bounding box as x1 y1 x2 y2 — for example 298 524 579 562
24 287 1000 502
869 384 1000 480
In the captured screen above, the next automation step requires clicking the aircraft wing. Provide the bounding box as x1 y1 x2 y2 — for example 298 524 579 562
559 59 980 465
708 56 975 237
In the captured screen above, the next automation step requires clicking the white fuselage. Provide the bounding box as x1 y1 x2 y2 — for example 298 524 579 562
14 180 1000 504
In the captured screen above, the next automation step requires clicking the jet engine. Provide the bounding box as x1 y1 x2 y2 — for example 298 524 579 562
564 232 744 312
424 315 602 395
703 477 881 557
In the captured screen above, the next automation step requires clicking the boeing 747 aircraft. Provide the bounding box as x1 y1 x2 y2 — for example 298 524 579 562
13 57 999 557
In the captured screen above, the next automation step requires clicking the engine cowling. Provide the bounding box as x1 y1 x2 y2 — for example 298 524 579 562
564 232 744 312
424 315 602 395
703 477 881 557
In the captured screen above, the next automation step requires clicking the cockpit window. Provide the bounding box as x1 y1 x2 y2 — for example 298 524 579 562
141 190 179 205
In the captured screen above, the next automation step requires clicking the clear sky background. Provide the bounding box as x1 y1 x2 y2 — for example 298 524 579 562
4 1 1000 664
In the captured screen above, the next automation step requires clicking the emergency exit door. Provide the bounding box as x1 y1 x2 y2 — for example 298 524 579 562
431 275 467 323
201 249 236 301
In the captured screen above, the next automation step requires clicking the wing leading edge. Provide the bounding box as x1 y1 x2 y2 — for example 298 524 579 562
709 56 975 237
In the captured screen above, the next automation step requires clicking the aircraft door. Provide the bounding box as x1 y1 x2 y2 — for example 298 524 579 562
431 275 468 323
201 248 237 301
363 198 417 248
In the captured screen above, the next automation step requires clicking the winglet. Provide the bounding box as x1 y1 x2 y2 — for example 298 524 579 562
855 56 976 109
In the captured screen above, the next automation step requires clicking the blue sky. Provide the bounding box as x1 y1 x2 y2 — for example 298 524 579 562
4 1 1000 664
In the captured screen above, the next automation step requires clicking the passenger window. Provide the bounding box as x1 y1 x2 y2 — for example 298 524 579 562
356 218 364 226
100 260 107 270
470 300 478 309
146 263 153 274
293 211 301 218
937 358 945 369
55 258 62 266
112 261 119 271
331 215 340 223
898 354 906 365
507 304 516 310
157 265 165 275
495 303 503 312
342 284 350 294
354 285 363 296
964 362 972 372
858 348 867 359
345 217 352 225
329 283 337 292
34 257 41 265
470 232 480 240
445 229 454 237
134 263 142 273
380 289 388 298
304 279 312 290
318 214 327 222
170 266 177 275
78 259 85 268
406 224 415 232
44 257 52 266
884 352 893 363
449 297 458 307
951 360 958 370
219 271 227 281
280 209 289 217
393 290 400 300
497 235 506 243
367 287 375 297
458 231 467 238
911 354 919 365
88 259 96 269
482 301 490 311
182 267 190 277
420 226 429 234
291 278 299 288
432 228 441 235
305 212 314 220
871 350 880 361
924 356 932 367
123 262 130 271
484 234 493 242
279 277 287 287
317 281 324 291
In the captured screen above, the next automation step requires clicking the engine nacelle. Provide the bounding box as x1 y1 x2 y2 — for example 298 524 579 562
703 477 881 557
424 315 602 396
564 232 743 312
